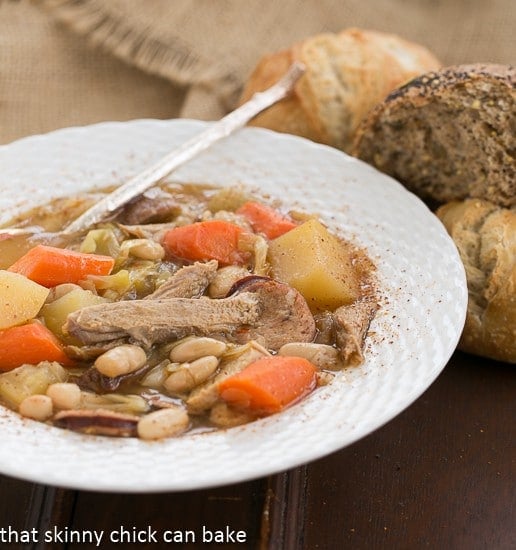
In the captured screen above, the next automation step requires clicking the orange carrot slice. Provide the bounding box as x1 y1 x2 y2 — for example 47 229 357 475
0 322 74 371
8 244 114 287
218 355 317 415
236 201 297 239
162 220 248 265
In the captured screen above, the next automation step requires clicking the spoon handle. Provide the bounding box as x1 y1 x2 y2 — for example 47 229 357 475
62 62 305 235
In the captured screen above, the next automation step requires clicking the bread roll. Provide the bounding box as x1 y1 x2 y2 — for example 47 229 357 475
354 64 516 208
437 199 515 363
240 28 440 152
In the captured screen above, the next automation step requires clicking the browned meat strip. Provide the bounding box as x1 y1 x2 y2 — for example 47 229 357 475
333 300 378 365
65 294 261 346
117 190 180 224
65 263 218 360
65 278 316 350
145 260 218 300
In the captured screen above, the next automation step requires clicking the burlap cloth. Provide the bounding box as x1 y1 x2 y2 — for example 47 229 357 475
1 0 514 144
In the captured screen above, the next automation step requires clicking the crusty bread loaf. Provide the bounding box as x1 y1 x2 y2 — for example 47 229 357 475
354 64 516 208
437 199 515 363
240 28 440 152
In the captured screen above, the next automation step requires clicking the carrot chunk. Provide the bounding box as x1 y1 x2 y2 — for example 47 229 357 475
8 244 114 287
0 322 73 371
236 201 297 239
218 356 317 415
162 220 247 265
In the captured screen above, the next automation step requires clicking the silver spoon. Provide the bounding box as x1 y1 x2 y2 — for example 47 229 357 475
0 62 305 237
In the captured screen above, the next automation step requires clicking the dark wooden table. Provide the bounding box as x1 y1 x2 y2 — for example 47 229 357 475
1 351 514 549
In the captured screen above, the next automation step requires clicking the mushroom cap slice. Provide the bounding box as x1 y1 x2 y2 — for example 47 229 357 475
53 408 139 437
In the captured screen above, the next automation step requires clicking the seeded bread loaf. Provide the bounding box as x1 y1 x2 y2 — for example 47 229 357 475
240 28 440 153
436 199 515 363
353 64 516 208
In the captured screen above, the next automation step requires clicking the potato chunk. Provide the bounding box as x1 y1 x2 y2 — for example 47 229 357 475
0 270 49 329
267 219 359 311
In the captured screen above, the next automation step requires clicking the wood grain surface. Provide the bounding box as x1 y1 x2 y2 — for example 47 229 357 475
0 351 514 550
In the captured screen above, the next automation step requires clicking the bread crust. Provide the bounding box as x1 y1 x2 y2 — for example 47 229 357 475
437 199 516 363
240 28 440 152
354 64 516 207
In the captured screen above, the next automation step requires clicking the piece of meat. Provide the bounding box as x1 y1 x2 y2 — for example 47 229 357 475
229 277 317 350
313 312 335 345
209 402 257 428
117 190 181 225
66 263 217 359
333 300 378 365
65 293 261 347
145 260 218 300
66 278 316 351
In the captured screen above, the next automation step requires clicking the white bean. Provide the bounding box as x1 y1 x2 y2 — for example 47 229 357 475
19 395 53 421
126 239 165 260
170 337 227 363
163 368 192 394
94 345 147 378
46 383 82 410
137 407 190 440
164 356 219 393
278 342 340 369
208 266 249 298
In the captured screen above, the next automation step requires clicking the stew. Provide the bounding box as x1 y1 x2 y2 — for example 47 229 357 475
0 183 377 439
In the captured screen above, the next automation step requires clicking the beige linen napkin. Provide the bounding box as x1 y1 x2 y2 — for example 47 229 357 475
1 0 514 143
0 0 187 144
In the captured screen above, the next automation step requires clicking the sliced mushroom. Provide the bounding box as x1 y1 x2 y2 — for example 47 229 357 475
74 362 153 393
65 277 316 350
53 409 139 437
